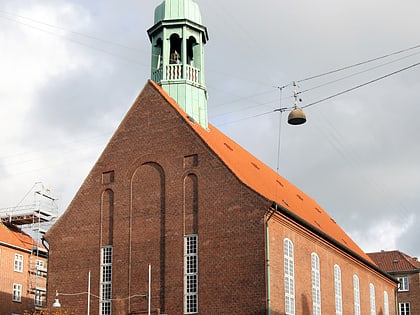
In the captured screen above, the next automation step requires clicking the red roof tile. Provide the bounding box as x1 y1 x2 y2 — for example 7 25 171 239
149 80 374 265
367 250 420 273
0 222 35 251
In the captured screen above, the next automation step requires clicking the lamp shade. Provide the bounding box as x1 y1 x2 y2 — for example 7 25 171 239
288 107 307 125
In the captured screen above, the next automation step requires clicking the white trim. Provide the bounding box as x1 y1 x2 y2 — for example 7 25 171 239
184 234 198 314
353 275 361 315
334 265 342 315
311 253 321 315
284 239 295 315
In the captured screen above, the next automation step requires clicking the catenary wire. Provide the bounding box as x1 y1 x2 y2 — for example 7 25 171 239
302 61 420 109
297 43 420 83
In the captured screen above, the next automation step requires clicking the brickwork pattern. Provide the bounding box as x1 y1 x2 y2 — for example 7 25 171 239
46 82 397 315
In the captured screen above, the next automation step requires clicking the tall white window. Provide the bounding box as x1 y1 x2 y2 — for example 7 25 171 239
184 234 198 314
334 265 342 315
353 275 361 315
311 253 321 315
34 289 43 306
14 254 23 272
399 302 410 315
100 246 113 315
369 283 376 315
383 291 389 315
398 276 409 291
13 283 22 302
284 239 295 315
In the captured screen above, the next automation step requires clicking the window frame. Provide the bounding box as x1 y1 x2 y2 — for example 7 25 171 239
100 246 113 315
369 283 376 315
284 239 295 315
334 264 342 315
311 253 321 315
383 291 389 315
34 289 43 307
399 302 410 315
184 234 198 314
14 254 24 273
13 283 22 302
353 275 361 315
398 276 409 292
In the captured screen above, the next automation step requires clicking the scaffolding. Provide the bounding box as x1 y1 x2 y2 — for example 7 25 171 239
0 182 58 311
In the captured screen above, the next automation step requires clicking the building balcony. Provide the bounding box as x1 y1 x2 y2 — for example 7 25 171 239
152 64 201 85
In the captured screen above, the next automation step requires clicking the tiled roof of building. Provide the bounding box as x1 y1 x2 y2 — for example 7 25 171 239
148 80 375 265
0 222 35 252
367 250 420 273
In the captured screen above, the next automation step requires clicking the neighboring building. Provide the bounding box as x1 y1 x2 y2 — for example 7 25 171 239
368 250 420 315
0 185 57 314
45 0 398 314
0 222 48 314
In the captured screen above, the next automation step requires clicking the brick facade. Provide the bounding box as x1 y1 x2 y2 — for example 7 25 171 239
0 225 48 314
46 82 397 315
368 250 420 314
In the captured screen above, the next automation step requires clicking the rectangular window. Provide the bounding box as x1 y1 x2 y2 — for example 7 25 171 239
34 289 43 306
14 254 23 272
398 276 409 291
184 234 198 314
399 302 410 315
13 283 22 302
36 260 45 276
100 246 113 315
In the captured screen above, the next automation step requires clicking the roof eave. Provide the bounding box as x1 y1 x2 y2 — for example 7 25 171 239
271 202 399 285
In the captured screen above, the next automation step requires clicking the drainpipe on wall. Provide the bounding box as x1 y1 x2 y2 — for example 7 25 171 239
265 206 277 315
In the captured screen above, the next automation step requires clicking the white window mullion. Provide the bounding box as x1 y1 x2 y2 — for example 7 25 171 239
13 283 22 302
311 253 321 315
334 265 342 315
100 246 113 315
353 275 361 315
184 234 198 314
284 239 295 315
369 283 376 315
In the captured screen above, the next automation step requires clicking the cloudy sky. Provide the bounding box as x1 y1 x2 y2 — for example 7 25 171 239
1 0 419 258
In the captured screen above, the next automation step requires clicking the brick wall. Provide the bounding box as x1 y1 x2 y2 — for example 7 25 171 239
46 82 270 315
268 213 396 315
46 81 396 315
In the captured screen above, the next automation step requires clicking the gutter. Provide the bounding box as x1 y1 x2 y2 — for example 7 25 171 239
0 241 32 253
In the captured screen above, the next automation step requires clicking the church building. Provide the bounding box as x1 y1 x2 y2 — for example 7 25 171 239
45 1 398 314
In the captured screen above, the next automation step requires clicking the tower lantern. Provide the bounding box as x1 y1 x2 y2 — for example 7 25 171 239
148 0 209 129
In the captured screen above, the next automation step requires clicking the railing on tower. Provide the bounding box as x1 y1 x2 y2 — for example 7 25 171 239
152 64 200 84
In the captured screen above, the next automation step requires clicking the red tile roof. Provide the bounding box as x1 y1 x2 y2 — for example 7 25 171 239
148 80 375 265
0 222 35 251
367 250 420 273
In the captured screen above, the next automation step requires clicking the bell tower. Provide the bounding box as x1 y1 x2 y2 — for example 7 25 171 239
148 0 209 129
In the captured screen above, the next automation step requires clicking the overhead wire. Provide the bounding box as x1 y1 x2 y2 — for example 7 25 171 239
297 43 420 83
301 61 420 109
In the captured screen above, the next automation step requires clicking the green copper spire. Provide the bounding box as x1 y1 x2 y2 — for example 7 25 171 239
148 0 209 129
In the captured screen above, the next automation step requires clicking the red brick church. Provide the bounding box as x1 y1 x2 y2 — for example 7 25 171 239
46 0 397 314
